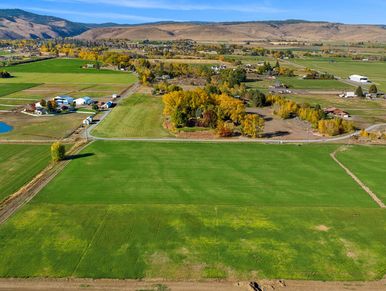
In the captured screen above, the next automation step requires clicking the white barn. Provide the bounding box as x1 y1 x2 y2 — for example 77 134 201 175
349 75 370 83
75 97 93 105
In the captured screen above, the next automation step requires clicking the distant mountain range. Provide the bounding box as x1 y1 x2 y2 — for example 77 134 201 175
1 9 385 42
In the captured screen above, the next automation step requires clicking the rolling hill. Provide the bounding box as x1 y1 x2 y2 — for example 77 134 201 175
0 9 385 42
78 21 386 42
0 9 88 39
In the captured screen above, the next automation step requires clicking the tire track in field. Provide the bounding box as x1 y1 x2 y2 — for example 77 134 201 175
330 147 385 208
71 206 110 276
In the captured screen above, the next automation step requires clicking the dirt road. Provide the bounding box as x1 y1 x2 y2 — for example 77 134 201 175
0 278 385 291
0 141 92 224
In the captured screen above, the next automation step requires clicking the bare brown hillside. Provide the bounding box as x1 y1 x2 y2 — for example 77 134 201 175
77 22 386 42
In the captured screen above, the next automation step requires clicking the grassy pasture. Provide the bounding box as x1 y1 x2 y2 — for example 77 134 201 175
92 94 171 138
0 72 136 84
0 142 384 280
6 58 121 74
0 144 50 201
0 83 40 97
291 58 386 91
278 77 354 90
34 142 375 207
0 112 86 140
337 146 386 204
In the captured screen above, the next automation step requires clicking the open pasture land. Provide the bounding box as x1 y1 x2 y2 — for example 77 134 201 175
278 77 354 90
337 146 386 204
290 57 386 91
0 58 137 84
0 144 50 201
0 72 135 84
0 142 385 281
6 58 120 74
0 83 40 97
245 76 353 92
92 94 171 138
0 112 86 141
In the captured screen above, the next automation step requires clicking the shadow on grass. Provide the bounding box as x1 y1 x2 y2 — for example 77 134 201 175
65 153 95 160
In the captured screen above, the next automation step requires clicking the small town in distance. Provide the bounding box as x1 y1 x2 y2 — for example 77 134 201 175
0 3 385 291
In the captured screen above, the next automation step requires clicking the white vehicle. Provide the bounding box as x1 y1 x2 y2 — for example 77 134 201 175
349 75 370 83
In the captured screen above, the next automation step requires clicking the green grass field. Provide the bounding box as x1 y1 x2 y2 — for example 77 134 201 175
337 146 386 204
0 72 136 84
6 58 121 74
0 59 137 85
278 77 354 90
290 58 386 91
0 144 50 201
0 83 40 97
92 94 171 138
0 142 384 280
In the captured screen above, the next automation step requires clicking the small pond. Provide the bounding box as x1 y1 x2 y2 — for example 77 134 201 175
0 122 13 134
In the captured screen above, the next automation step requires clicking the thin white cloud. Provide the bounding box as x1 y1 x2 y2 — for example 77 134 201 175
24 7 174 22
41 0 285 13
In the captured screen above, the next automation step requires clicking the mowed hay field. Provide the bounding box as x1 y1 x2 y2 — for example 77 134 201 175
0 144 50 201
0 142 385 280
92 94 171 138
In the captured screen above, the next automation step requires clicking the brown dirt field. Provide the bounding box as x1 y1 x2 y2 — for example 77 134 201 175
248 107 322 140
0 278 385 291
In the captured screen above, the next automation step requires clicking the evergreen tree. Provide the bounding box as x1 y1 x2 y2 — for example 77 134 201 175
369 84 378 94
355 86 364 98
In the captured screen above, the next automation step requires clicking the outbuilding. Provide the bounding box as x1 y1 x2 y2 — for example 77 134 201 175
101 101 113 109
75 97 93 105
349 75 370 83
54 96 74 106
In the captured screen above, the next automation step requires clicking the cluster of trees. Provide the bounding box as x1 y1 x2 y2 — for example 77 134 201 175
245 47 294 59
257 61 294 76
317 119 355 136
152 81 182 95
162 88 264 137
303 69 335 80
0 70 12 78
359 129 386 140
267 95 354 136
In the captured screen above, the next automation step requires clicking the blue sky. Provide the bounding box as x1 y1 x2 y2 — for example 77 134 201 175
1 0 385 25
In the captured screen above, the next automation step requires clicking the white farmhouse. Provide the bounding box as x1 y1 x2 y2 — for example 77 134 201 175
349 75 370 83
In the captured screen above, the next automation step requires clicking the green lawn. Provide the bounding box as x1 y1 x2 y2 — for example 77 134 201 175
0 142 385 280
290 58 386 91
92 94 171 138
337 146 386 204
0 144 50 201
0 83 40 97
